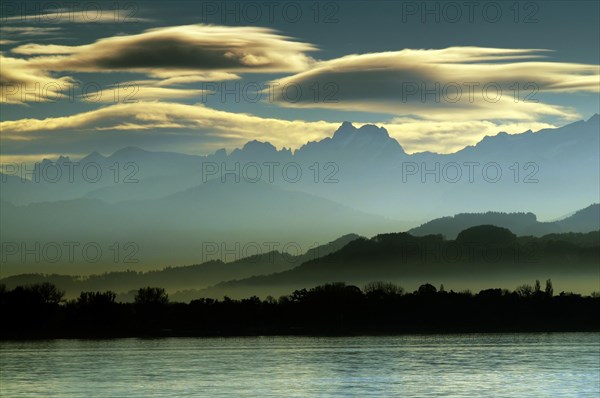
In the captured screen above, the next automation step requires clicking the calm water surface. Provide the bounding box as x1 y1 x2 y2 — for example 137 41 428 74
1 333 599 397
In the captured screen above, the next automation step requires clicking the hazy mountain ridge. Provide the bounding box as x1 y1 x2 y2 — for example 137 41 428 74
0 179 388 274
191 227 599 301
3 211 597 301
2 115 598 213
409 204 600 239
0 234 360 299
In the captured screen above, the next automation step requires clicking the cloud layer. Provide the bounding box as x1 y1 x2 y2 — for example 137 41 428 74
0 101 557 157
267 47 599 120
1 23 597 156
1 24 316 104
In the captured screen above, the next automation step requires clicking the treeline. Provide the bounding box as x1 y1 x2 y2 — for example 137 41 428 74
1 281 599 339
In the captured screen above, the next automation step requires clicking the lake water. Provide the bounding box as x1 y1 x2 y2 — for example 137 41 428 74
1 333 599 397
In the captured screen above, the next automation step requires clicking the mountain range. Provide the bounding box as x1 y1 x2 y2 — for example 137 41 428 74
0 234 359 300
1 115 598 274
2 222 597 302
189 226 599 301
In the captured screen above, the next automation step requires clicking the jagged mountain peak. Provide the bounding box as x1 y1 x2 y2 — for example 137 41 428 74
243 140 276 151
332 121 357 138
308 122 406 157
231 140 280 157
332 122 391 141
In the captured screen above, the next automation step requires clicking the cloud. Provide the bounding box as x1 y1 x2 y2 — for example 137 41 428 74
0 57 234 104
88 83 209 103
1 8 152 24
0 101 560 156
0 55 76 104
0 102 336 150
11 24 316 74
2 24 315 103
0 26 63 36
266 47 598 121
146 71 241 86
384 119 557 153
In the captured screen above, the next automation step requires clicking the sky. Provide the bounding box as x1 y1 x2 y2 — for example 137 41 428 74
1 0 599 162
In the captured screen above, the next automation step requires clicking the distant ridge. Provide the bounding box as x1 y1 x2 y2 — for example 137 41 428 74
0 233 361 299
2 205 598 301
409 204 600 239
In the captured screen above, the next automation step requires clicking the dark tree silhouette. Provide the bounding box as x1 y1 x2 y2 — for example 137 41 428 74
1 280 598 338
417 283 437 295
134 287 169 305
31 282 65 305
515 284 533 297
456 225 517 245
77 291 117 306
534 280 542 294
364 281 403 299
545 279 554 297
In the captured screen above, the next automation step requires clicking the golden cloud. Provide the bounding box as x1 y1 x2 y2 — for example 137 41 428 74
0 101 562 154
266 47 598 120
